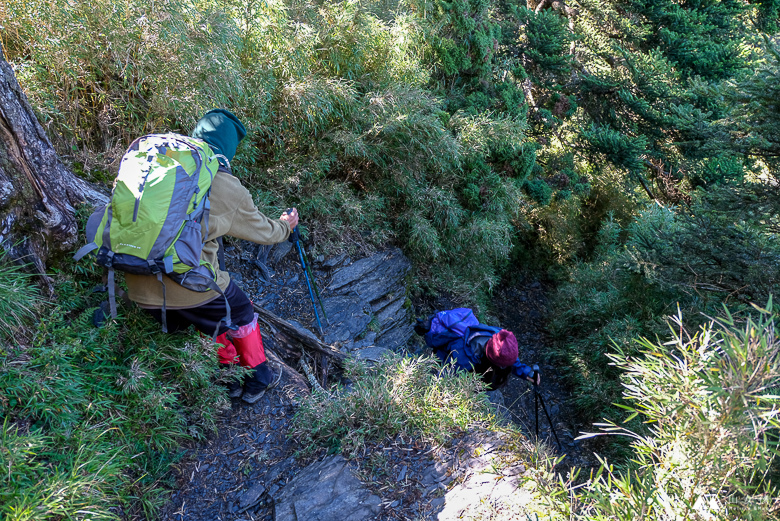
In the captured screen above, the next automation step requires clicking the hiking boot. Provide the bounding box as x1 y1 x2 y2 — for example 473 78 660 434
242 362 281 404
241 387 266 404
226 379 243 399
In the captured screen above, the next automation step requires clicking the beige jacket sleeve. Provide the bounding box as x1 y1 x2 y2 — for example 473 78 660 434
208 171 292 245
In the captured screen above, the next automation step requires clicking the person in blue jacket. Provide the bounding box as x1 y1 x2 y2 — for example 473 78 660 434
414 308 540 391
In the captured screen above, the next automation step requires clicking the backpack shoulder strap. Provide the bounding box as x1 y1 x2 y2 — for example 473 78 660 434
466 324 501 359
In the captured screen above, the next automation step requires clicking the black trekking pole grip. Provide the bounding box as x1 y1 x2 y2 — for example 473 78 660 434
532 364 540 386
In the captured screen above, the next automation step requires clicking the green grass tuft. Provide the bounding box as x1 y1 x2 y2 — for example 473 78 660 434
0 258 230 520
0 251 42 341
290 354 498 456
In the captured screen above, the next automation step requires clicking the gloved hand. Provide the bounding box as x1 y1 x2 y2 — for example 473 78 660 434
414 316 433 336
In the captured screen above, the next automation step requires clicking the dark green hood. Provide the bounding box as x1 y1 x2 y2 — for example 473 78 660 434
191 109 247 168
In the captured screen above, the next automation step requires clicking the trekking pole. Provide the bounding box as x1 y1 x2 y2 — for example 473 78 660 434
287 210 325 336
285 209 328 323
296 235 329 325
532 365 562 451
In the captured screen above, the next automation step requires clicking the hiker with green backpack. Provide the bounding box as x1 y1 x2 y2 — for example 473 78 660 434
76 109 297 404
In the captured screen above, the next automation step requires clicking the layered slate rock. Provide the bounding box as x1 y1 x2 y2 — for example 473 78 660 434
324 248 413 355
231 242 414 363
320 296 373 345
273 455 382 521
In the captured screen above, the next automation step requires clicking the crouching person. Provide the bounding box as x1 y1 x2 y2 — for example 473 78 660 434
414 308 540 390
124 109 297 403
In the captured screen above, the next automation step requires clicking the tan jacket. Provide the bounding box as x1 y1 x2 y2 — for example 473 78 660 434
125 168 291 308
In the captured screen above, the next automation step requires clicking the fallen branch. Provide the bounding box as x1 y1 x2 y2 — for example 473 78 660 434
252 303 346 367
264 347 311 394
300 356 328 395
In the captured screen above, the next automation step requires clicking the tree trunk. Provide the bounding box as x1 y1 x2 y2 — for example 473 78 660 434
0 41 108 276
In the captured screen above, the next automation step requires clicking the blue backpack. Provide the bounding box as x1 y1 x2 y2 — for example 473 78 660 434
424 308 500 368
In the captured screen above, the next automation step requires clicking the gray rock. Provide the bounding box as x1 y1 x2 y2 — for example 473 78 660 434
339 339 355 353
322 253 348 269
274 456 382 521
256 243 273 264
374 294 406 324
431 431 532 521
351 346 391 362
270 241 293 265
321 296 373 344
238 482 266 510
374 321 414 352
253 260 273 283
352 332 377 350
328 249 411 306
327 249 412 350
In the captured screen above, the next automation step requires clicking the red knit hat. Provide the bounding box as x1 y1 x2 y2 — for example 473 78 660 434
485 329 518 367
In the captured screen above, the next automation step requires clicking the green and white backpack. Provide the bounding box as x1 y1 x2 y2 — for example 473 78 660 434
74 133 232 332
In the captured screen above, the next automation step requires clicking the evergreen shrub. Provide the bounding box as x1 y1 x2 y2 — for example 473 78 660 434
1 0 542 305
550 192 780 425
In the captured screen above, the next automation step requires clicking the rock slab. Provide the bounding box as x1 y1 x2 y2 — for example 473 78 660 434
326 248 413 351
274 455 382 521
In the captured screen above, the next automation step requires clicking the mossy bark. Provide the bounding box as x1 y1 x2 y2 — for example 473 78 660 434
0 41 107 276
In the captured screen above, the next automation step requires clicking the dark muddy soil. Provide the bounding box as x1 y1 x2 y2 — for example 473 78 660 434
158 247 599 521
159 383 309 521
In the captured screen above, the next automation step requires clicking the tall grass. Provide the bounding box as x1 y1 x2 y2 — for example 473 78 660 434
0 251 40 341
1 0 542 305
542 305 780 520
0 258 229 520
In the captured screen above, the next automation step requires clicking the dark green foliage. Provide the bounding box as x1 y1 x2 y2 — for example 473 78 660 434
687 156 745 189
750 0 780 32
720 39 780 167
410 0 500 80
550 190 780 424
509 0 767 200
580 125 649 175
631 0 750 80
524 178 552 205
518 7 573 78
